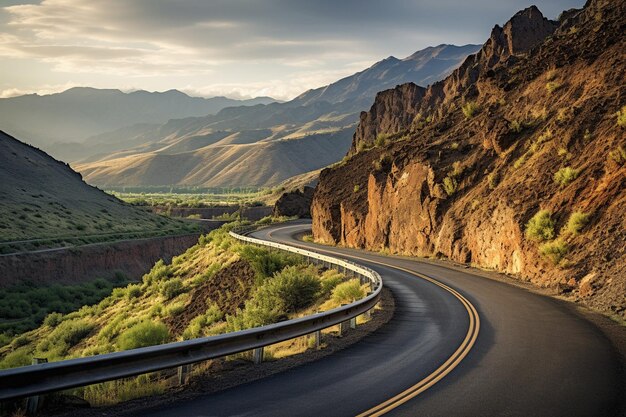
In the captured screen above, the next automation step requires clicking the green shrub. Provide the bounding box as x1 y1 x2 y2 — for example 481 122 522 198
546 81 561 93
43 312 63 327
566 211 590 235
160 278 183 299
37 319 95 358
443 177 458 196
237 245 301 279
261 265 321 312
617 106 626 128
117 321 169 350
608 145 626 165
509 120 523 133
11 334 30 348
525 210 555 242
375 133 390 147
0 348 31 369
182 304 223 340
462 102 478 119
539 239 568 265
126 284 142 299
332 280 365 304
320 270 344 296
487 173 498 189
353 184 360 193
554 167 580 187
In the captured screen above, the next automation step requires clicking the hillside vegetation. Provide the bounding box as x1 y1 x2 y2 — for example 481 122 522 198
0 131 199 252
0 223 364 376
312 0 625 319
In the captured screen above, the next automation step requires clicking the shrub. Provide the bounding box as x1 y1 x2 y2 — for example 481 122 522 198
237 245 301 279
37 319 95 358
566 211 590 235
608 145 626 165
539 239 568 265
525 210 555 242
462 102 478 119
262 265 321 312
443 177 458 196
160 278 183 299
537 130 553 144
450 142 460 150
546 82 561 93
182 305 223 340
43 312 63 327
0 348 31 369
332 280 365 304
509 120 523 133
320 269 344 296
353 184 360 193
117 321 169 350
488 173 498 189
554 167 580 187
11 334 30 348
375 133 389 147
126 284 142 299
617 106 626 128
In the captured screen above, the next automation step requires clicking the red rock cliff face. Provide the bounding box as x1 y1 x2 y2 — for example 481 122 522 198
313 0 626 318
0 234 203 287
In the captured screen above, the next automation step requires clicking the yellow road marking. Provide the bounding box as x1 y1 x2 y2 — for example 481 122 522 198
266 225 480 416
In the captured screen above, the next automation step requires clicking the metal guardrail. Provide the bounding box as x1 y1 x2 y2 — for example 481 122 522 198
0 225 382 401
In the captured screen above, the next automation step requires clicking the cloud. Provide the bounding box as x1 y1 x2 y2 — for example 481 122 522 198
1 0 586 99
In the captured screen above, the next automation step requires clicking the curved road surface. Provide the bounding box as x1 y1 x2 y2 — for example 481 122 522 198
142 221 623 417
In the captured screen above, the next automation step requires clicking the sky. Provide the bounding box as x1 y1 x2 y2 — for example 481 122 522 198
0 0 585 101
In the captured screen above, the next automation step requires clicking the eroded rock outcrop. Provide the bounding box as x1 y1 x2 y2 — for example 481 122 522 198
313 0 626 318
273 186 315 218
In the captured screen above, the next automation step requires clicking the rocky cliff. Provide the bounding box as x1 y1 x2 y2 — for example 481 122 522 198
313 0 626 319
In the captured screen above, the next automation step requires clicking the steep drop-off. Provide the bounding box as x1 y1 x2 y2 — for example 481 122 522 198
313 0 625 318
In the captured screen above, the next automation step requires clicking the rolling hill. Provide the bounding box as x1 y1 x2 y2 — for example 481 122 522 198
0 130 197 246
74 44 480 188
0 88 276 161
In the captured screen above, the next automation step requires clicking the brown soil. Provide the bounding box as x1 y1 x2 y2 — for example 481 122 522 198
313 0 626 320
46 288 394 417
165 260 256 336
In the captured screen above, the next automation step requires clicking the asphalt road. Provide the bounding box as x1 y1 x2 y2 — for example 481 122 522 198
144 221 624 417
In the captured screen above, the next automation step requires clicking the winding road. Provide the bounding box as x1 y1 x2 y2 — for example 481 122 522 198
143 221 624 417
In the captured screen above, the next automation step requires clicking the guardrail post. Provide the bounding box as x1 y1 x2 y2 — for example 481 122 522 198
178 364 192 385
350 317 357 329
314 330 321 349
26 358 47 415
253 347 264 364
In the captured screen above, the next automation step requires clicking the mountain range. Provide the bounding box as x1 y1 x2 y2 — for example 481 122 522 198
70 44 480 188
0 88 276 161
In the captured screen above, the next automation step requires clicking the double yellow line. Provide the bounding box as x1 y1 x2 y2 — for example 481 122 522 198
267 225 480 416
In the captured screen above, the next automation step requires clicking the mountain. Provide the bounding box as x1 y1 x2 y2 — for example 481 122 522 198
293 44 480 106
312 0 625 319
73 45 479 188
0 130 196 245
0 88 276 160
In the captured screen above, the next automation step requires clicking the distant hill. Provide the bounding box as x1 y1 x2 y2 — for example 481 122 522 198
0 130 196 246
74 44 480 188
0 88 276 160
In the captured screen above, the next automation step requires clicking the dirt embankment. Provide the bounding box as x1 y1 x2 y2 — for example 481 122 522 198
0 234 205 287
313 0 626 319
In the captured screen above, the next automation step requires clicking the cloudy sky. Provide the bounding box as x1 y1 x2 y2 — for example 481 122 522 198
0 0 584 101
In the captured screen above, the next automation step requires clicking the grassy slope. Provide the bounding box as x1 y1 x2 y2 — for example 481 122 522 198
0 223 363 371
0 131 199 248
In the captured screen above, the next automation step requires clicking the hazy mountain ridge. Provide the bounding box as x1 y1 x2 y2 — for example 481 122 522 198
0 87 276 160
74 44 479 188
